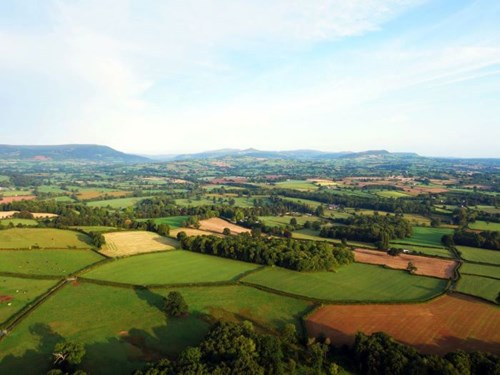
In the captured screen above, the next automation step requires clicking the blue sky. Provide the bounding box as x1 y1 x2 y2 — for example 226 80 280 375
0 0 499 157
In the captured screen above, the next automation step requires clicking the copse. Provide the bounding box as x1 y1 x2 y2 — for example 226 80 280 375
181 233 354 271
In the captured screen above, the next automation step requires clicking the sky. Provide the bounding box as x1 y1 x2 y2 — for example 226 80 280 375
0 0 499 157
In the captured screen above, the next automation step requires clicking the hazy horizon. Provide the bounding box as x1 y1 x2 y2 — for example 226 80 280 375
1 1 499 157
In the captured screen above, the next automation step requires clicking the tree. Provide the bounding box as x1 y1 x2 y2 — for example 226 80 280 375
281 323 298 345
52 341 86 366
289 218 298 226
223 227 231 235
407 261 417 274
164 291 188 317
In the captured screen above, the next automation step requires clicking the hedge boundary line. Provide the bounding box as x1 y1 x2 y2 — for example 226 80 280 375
452 291 499 306
77 277 240 290
459 272 500 281
0 279 66 337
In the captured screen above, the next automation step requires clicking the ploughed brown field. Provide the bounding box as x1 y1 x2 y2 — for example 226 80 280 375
199 217 250 235
306 294 500 355
354 248 458 279
0 195 36 204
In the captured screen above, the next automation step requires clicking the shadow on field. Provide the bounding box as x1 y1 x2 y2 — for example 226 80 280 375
134 287 164 312
0 323 63 375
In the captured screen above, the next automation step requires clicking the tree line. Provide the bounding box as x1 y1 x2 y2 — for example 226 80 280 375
180 233 354 271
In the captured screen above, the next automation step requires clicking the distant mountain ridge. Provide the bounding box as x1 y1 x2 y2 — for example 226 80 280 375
167 148 420 161
0 144 148 163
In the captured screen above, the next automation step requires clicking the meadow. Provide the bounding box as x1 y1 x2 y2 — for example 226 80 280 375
0 219 38 227
468 220 500 231
390 227 453 248
83 250 260 285
0 228 91 249
456 274 500 303
456 246 500 265
241 263 447 302
0 282 310 375
136 216 188 229
0 250 103 276
460 263 500 279
86 197 147 209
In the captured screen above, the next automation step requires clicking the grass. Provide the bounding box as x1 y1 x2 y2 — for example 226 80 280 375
0 250 104 276
388 244 453 258
460 263 500 279
84 250 260 285
375 190 411 198
292 229 377 249
242 263 447 302
71 226 117 233
0 190 33 197
0 283 310 375
0 276 58 325
175 198 215 207
0 219 39 227
137 216 189 229
468 221 500 231
390 227 453 248
274 180 319 191
86 197 146 209
456 274 500 303
259 215 319 227
456 246 500 265
0 228 92 249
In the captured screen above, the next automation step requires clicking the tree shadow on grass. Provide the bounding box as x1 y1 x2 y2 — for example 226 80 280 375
134 286 164 313
0 323 63 375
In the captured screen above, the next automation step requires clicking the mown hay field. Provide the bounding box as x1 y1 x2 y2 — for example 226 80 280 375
306 294 500 355
100 231 179 257
353 249 457 279
84 250 260 285
242 263 447 302
198 217 250 234
0 250 104 276
0 228 92 249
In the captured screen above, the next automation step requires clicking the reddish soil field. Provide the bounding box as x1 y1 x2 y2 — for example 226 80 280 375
306 294 500 355
354 249 458 279
0 295 13 303
0 196 36 204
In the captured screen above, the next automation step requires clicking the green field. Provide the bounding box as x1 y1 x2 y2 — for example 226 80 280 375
241 263 447 302
0 228 92 249
71 226 117 233
137 216 189 228
460 263 500 279
468 221 500 231
375 190 411 198
388 244 453 258
456 274 500 303
84 250 260 285
292 229 377 249
0 189 33 196
259 215 319 227
390 227 453 248
0 219 38 227
0 276 57 325
0 250 104 276
456 246 500 265
175 198 215 207
0 283 310 375
274 180 318 191
36 186 66 194
86 197 146 209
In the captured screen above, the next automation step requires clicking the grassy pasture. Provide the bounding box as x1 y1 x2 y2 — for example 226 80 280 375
36 186 66 194
84 250 259 285
0 249 104 276
388 244 453 258
0 219 38 227
242 263 447 302
390 227 453 248
460 263 500 279
292 229 377 249
475 205 500 214
0 283 310 375
0 228 92 249
0 276 57 325
279 196 322 208
274 180 318 191
175 198 214 207
469 221 500 231
137 216 188 229
375 190 411 198
456 246 500 265
456 274 500 303
86 197 146 209
0 189 33 196
259 215 319 227
71 226 117 233
101 231 179 257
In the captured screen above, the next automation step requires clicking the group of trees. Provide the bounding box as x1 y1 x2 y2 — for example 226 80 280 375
180 233 354 271
135 320 337 375
353 332 500 375
319 214 412 249
129 219 170 236
451 230 500 251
